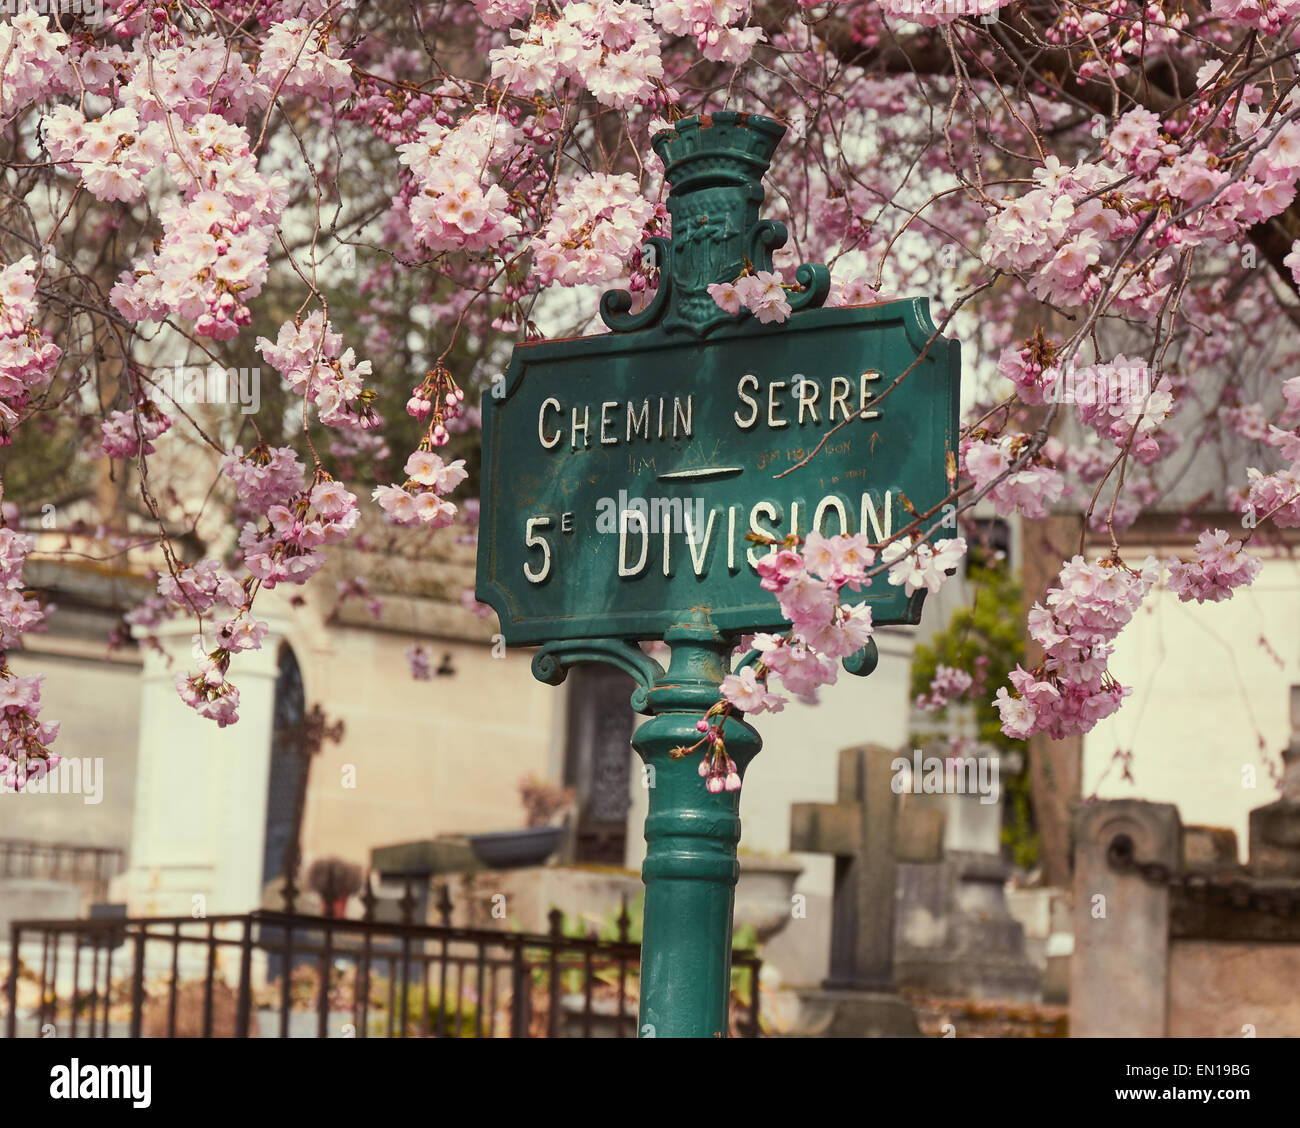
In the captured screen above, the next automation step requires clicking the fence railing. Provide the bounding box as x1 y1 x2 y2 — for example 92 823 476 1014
2 898 762 1038
0 839 123 901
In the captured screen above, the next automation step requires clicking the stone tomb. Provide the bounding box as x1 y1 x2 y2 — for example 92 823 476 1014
1070 687 1300 1037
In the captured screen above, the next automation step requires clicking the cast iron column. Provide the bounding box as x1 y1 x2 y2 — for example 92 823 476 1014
633 611 760 1038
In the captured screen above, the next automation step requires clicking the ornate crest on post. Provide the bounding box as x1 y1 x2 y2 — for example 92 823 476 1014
600 112 831 336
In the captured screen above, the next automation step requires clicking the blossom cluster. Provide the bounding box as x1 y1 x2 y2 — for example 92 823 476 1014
0 671 60 793
100 399 173 458
983 157 1137 309
1001 345 1175 466
471 0 535 28
962 434 1064 519
397 112 523 254
490 1 665 109
239 477 360 588
1232 406 1300 526
1285 242 1300 289
530 173 655 287
880 536 968 596
1117 90 1299 235
164 470 357 725
1243 463 1300 527
220 444 306 515
0 529 48 651
257 312 379 429
0 11 70 121
104 114 288 340
116 33 261 124
881 0 1007 28
157 558 248 618
137 557 251 729
175 648 245 728
691 711 744 794
1044 2 1186 81
995 554 1159 740
0 256 61 443
983 80 1300 328
995 329 1058 404
373 449 469 528
257 19 355 103
1166 530 1262 604
729 531 880 710
0 529 59 791
695 531 965 792
1068 358 1175 461
707 271 792 324
1220 401 1270 443
346 62 437 146
916 664 974 712
108 22 350 125
1210 0 1300 34
122 443 351 726
827 276 881 307
652 0 763 65
43 106 167 203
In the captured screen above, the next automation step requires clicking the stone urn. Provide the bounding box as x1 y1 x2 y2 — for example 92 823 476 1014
733 855 804 942
468 827 564 869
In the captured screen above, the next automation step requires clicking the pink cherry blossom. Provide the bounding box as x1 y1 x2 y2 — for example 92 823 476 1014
720 665 785 714
962 435 1065 519
917 665 974 712
222 446 306 513
995 554 1159 740
1166 530 1261 604
707 281 743 314
882 537 968 596
1286 240 1300 287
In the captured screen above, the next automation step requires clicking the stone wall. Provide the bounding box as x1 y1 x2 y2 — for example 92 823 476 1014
1070 797 1300 1037
1168 941 1300 1038
2 582 143 852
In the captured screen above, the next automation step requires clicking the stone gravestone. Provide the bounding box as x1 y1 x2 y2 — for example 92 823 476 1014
1249 683 1300 877
790 743 944 1036
894 740 1041 1001
1069 798 1181 1037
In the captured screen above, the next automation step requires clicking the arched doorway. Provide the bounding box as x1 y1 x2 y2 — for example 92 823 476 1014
261 644 307 890
564 665 636 864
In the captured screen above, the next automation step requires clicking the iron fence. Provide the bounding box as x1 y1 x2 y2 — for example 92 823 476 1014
2 889 762 1038
0 839 123 901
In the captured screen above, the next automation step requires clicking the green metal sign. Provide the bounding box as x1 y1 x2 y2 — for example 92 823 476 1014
476 298 959 644
472 112 961 1039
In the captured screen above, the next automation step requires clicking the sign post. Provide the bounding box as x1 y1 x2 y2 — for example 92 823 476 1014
476 112 960 1037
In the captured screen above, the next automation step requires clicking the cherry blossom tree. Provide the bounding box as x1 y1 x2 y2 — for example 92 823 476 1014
2 0 1299 812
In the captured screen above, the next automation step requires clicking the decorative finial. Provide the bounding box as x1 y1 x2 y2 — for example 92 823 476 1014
601 111 830 336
